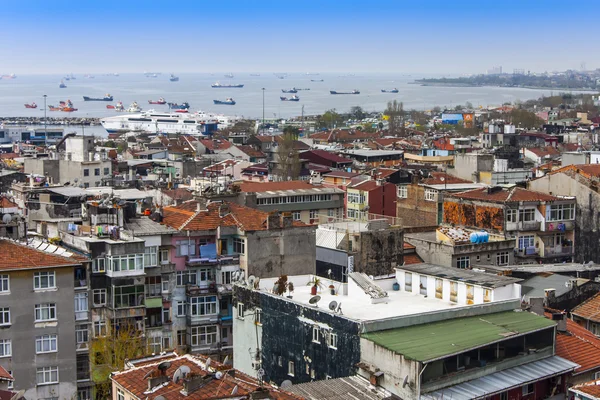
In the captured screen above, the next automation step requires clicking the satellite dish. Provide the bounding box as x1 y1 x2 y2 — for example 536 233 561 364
280 380 293 389
248 275 256 287
214 371 224 380
309 295 321 307
328 301 338 311
336 302 342 314
2 214 12 224
205 357 212 371
157 361 172 372
223 355 231 366
172 368 183 384
10 390 25 400
231 385 239 395
179 365 191 378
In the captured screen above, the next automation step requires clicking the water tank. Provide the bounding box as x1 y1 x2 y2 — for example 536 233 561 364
470 231 489 244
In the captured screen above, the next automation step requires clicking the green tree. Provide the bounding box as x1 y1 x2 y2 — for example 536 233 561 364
509 109 544 129
384 100 405 135
349 106 366 121
318 109 344 129
91 323 146 399
275 131 301 180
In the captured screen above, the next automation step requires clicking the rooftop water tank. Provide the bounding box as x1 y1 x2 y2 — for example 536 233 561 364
470 231 489 244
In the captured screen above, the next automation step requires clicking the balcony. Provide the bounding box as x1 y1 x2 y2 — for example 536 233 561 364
219 310 232 323
160 262 176 274
545 220 575 232
506 221 541 231
186 255 240 267
543 246 573 257
186 282 218 296
516 247 539 258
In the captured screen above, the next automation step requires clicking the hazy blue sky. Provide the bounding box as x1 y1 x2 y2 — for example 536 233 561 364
4 0 598 75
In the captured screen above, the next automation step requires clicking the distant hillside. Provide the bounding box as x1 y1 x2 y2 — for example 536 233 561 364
415 74 598 90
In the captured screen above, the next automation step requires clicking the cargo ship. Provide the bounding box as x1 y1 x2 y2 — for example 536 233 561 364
83 94 113 101
330 90 360 95
170 74 179 82
168 102 190 110
213 98 236 105
148 98 167 105
282 88 298 93
211 82 244 88
280 95 300 102
24 103 37 109
381 88 399 93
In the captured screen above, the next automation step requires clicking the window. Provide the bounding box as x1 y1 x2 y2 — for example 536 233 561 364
93 289 106 306
177 330 186 346
35 303 57 321
288 361 295 377
237 303 245 319
397 185 408 199
75 293 88 317
198 268 213 284
500 392 508 400
106 254 144 272
347 192 365 204
292 211 301 221
496 251 509 266
505 209 517 223
424 189 437 202
34 271 56 290
547 203 575 221
36 334 58 353
7 371 12 390
404 272 412 292
94 168 100 176
159 249 170 264
456 256 470 269
0 339 11 357
176 270 197 286
37 366 59 385
522 383 534 396
76 325 88 346
94 320 107 336
145 276 162 297
466 284 475 304
144 246 158 267
222 327 229 339
435 278 443 299
419 275 427 295
148 336 161 354
113 285 144 308
310 210 317 219
162 278 169 292
233 238 245 254
103 167 110 176
191 325 218 347
221 271 232 285
347 209 356 219
484 289 492 303
255 309 262 325
0 274 8 293
328 332 338 349
312 326 319 343
189 296 217 316
78 388 90 400
327 209 335 217
176 240 196 257
117 388 125 400
176 301 187 317
450 281 458 303
519 208 535 222
518 235 535 249
83 169 89 177
92 258 105 273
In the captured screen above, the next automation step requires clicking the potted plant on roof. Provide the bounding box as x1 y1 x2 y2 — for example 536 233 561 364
307 276 324 296
287 282 294 299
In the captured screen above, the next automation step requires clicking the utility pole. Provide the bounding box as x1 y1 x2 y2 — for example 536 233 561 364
43 94 47 146
262 88 265 135
301 105 305 137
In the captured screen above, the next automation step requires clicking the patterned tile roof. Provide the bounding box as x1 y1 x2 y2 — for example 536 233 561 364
422 172 473 185
572 292 600 323
0 239 84 271
239 180 314 192
550 164 600 179
111 354 302 400
448 186 561 203
554 317 600 374
0 365 13 381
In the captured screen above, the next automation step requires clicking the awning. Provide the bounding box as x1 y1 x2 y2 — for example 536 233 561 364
422 356 579 400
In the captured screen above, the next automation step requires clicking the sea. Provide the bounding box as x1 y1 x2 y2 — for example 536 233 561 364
0 72 584 137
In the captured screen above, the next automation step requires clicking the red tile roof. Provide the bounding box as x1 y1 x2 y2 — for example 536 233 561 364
300 150 353 164
0 197 17 208
0 365 13 381
554 317 600 374
572 382 600 398
0 153 18 160
199 138 232 151
572 292 600 323
404 253 424 265
550 164 600 179
432 137 455 151
0 240 84 271
350 180 379 191
422 172 473 185
238 180 314 193
253 135 275 143
323 171 360 179
111 354 302 400
525 146 561 158
373 138 401 148
236 145 266 159
448 187 561 203
161 188 194 202
372 168 398 179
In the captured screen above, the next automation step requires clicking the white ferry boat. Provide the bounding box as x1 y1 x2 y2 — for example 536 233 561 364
100 111 221 135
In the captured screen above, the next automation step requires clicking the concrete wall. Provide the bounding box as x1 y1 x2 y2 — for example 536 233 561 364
450 153 494 183
354 228 403 276
0 267 78 400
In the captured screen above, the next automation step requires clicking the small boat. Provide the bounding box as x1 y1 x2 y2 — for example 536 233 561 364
61 100 76 112
2 74 16 79
381 88 399 93
106 104 115 109
48 105 62 111
213 98 236 105
282 88 298 93
168 102 190 110
148 97 167 104
224 73 234 78
311 79 324 82
84 74 95 79
69 73 76 80
114 101 125 111
280 95 300 102
61 107 78 112
83 94 113 101
175 109 189 113
24 102 37 109
293 87 310 91
64 76 71 81
125 101 141 112
330 90 360 95
169 74 179 82
59 80 67 88
211 82 244 88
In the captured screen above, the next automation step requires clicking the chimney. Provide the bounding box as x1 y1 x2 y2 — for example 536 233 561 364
196 198 208 212
529 297 544 316
267 212 281 229
282 213 293 228
181 375 213 396
544 288 556 305
147 375 169 391
556 313 567 333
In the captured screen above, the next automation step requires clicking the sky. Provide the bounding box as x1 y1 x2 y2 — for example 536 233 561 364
2 0 599 75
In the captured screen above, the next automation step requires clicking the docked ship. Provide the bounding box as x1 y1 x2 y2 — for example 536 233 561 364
330 90 360 95
280 95 300 102
224 73 234 78
59 80 67 88
213 98 236 105
168 102 190 110
83 94 113 101
281 88 298 93
381 88 399 93
148 98 167 105
311 79 324 82
24 102 37 109
100 111 221 135
170 74 179 82
211 82 244 88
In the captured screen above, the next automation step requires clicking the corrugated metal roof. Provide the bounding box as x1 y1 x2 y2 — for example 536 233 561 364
521 273 587 300
288 376 392 400
423 356 579 400
400 263 522 288
361 310 556 362
46 186 89 197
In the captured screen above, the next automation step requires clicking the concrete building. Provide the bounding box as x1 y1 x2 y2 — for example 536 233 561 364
340 149 404 168
528 164 600 264
443 186 577 264
0 127 64 145
0 239 90 400
346 179 397 220
450 153 533 185
572 293 600 336
405 227 516 269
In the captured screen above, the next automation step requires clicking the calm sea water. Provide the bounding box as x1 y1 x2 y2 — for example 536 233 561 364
0 72 584 137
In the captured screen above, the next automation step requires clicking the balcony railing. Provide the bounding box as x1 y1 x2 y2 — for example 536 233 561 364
544 246 573 256
518 221 541 231
186 282 218 296
516 247 539 257
186 255 240 266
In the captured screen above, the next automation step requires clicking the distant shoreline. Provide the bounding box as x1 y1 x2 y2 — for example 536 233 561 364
412 80 598 92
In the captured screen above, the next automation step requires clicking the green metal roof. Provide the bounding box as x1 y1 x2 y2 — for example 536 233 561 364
361 310 555 362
